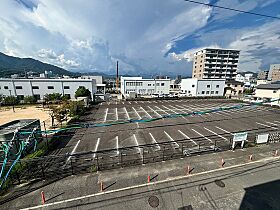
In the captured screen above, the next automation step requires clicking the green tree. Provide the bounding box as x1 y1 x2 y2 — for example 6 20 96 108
3 96 19 106
61 95 70 101
75 87 91 98
44 93 62 102
24 96 37 104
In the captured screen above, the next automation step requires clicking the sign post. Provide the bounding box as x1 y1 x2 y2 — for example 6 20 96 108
232 132 248 150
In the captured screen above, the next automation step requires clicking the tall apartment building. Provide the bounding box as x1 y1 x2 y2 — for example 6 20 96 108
270 64 280 82
257 70 269 80
192 48 240 80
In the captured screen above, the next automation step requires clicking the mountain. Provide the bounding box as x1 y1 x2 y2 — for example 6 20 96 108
0 52 78 78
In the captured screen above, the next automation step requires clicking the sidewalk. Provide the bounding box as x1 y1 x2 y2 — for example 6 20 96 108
1 143 280 209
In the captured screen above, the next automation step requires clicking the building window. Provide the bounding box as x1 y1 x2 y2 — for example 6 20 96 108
156 83 159 86
4 86 9 89
273 90 277 93
148 84 151 86
34 94 40 100
200 65 202 67
195 62 197 64
194 75 196 77
235 85 238 87
216 85 219 88
215 91 219 94
207 85 210 88
206 91 210 94
211 91 214 94
202 91 205 94
15 86 22 89
195 66 197 68
188 90 191 93
192 85 195 87
32 86 39 89
48 86 54 89
161 83 165 86
64 86 70 89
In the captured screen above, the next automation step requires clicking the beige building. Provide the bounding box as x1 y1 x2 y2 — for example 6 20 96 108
255 82 280 105
192 48 240 80
224 80 244 98
257 70 269 80
270 64 280 82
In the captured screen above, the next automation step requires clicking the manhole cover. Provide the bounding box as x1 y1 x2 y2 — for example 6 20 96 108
214 179 225 188
148 195 159 208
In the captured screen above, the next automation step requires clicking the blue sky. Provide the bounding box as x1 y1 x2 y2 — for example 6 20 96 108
0 0 280 77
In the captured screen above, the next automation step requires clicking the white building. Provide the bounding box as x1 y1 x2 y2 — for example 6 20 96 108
120 77 170 98
180 78 225 97
255 82 280 106
235 74 245 83
0 78 98 100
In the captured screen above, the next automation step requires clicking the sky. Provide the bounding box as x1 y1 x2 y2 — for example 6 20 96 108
0 0 280 77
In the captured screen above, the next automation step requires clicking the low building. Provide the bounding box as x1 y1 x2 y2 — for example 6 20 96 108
235 74 245 83
120 77 170 98
180 78 225 97
224 80 244 98
0 78 98 101
257 70 269 80
170 79 181 94
270 64 280 82
255 81 280 105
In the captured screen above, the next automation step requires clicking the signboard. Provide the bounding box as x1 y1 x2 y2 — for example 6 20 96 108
256 133 269 144
233 132 248 142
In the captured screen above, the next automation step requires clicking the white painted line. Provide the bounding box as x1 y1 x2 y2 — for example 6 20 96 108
115 108 118 121
274 120 280 124
140 106 152 118
66 140 81 163
124 107 130 120
128 101 131 104
256 122 278 130
265 121 279 126
164 131 179 148
104 108 108 122
133 134 143 160
116 136 119 155
204 127 229 141
25 155 280 210
149 133 161 150
178 130 197 145
132 107 141 119
215 126 233 135
93 138 101 158
135 101 138 104
191 128 213 143
148 106 162 117
155 106 169 114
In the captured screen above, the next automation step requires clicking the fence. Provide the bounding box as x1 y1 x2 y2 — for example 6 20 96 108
1 126 280 188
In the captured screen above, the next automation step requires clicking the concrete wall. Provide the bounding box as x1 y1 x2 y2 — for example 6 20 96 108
0 78 97 100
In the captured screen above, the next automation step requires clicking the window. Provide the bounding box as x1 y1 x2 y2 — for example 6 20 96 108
195 62 197 64
48 86 54 89
148 84 151 86
216 85 219 88
34 94 40 100
156 83 159 86
192 85 195 88
188 90 191 93
194 75 196 77
215 91 219 94
211 91 214 94
273 90 277 93
195 66 197 68
206 91 210 94
15 86 22 89
4 86 8 89
207 85 210 88
64 86 70 89
227 84 230 87
202 91 205 94
32 86 39 89
235 85 238 87
161 83 165 86
79 86 85 88
200 65 202 67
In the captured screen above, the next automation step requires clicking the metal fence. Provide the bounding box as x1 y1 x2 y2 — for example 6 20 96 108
2 127 280 187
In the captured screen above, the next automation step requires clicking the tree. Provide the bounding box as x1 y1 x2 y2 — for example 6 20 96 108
44 93 62 102
24 96 37 104
61 95 70 101
3 96 19 106
75 87 91 98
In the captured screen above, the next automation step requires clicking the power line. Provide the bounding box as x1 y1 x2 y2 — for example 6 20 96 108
184 0 280 20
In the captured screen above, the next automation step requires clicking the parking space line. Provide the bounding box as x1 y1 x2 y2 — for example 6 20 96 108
115 108 118 121
140 107 152 118
204 127 229 141
191 129 213 143
149 133 161 150
128 102 131 104
104 108 108 122
265 121 279 126
66 140 81 163
256 122 278 130
155 106 169 114
164 131 179 148
215 126 233 135
115 136 119 155
93 138 101 158
132 107 141 119
148 106 162 117
124 107 130 120
133 134 143 160
274 120 280 124
178 130 197 145
135 101 138 104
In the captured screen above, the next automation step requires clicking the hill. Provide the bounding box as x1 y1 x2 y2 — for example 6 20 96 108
0 52 77 78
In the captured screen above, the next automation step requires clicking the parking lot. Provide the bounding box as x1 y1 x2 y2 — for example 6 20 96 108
53 99 279 169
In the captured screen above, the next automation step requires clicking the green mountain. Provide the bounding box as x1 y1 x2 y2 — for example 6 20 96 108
0 52 77 78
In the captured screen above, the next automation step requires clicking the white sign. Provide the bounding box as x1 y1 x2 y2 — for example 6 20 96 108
233 132 248 142
256 133 269 144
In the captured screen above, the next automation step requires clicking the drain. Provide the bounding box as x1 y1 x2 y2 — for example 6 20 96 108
148 195 159 208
